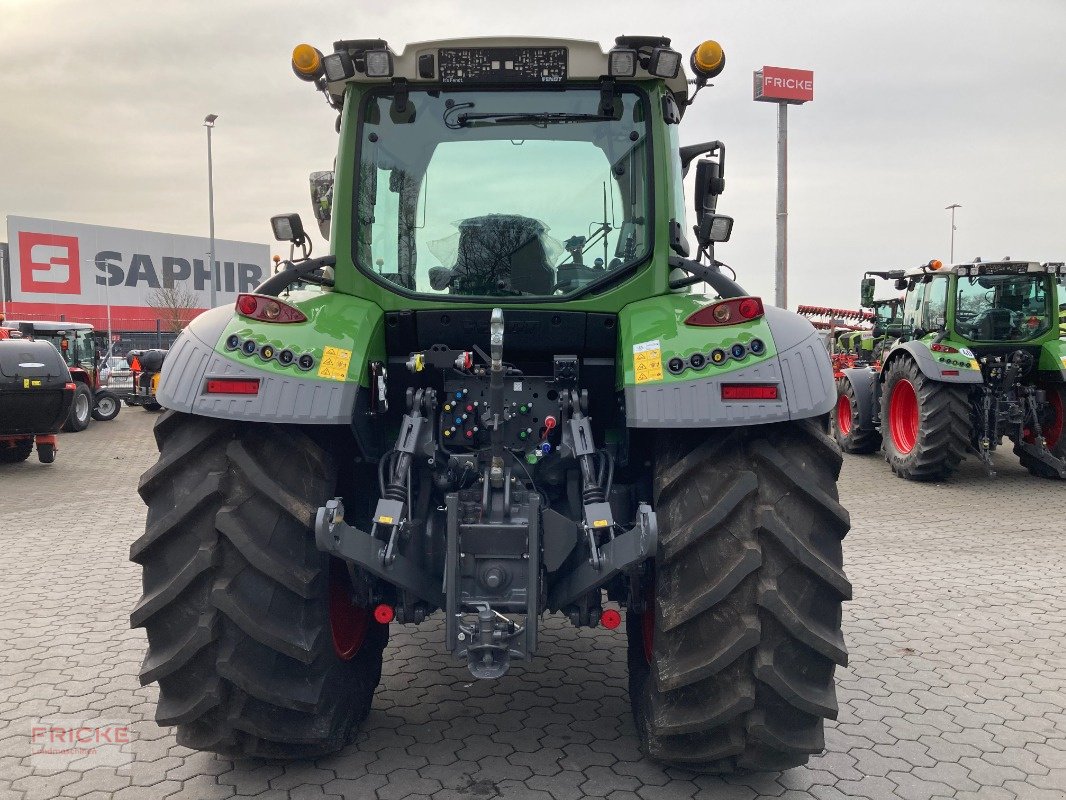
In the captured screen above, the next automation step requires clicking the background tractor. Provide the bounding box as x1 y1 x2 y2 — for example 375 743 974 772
131 35 850 772
14 321 121 430
831 259 1066 479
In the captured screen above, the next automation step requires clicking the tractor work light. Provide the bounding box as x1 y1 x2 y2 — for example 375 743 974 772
685 297 765 327
323 51 355 81
690 40 726 80
608 48 637 77
271 213 306 245
235 294 308 324
364 49 393 77
648 47 682 78
292 44 324 81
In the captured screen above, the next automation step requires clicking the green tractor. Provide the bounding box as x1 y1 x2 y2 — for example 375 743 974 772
131 35 850 772
832 259 1066 479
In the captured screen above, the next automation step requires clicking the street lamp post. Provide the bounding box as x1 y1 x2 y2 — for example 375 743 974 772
204 114 219 308
84 258 113 355
945 203 961 263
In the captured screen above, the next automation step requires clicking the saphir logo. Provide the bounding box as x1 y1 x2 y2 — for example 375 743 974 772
18 231 81 294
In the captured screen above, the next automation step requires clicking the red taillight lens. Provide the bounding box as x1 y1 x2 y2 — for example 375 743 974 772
686 297 765 327
205 378 261 395
930 343 958 353
235 294 307 323
721 383 779 401
64 382 76 391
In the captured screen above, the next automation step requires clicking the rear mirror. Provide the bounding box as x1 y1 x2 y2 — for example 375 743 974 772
894 278 908 291
693 158 724 217
860 277 876 308
309 171 334 239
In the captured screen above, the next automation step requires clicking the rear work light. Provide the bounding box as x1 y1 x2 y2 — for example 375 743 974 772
721 383 779 401
205 378 261 395
685 297 765 327
235 294 307 323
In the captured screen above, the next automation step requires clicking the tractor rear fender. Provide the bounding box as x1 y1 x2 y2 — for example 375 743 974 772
881 341 984 385
155 303 367 425
1037 339 1066 383
624 304 835 427
841 367 879 429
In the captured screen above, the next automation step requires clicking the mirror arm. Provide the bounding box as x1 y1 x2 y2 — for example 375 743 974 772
668 255 747 297
255 255 337 297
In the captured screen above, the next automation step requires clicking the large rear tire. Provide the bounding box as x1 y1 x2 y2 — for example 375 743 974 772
132 411 387 758
880 357 970 481
1016 384 1066 479
628 420 851 773
831 377 881 454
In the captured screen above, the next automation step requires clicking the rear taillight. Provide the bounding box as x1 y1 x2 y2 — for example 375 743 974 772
205 378 261 395
64 382 76 391
930 343 958 353
685 297 765 327
721 383 779 401
235 294 307 323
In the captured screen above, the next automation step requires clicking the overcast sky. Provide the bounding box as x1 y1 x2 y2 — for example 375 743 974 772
2 0 1064 309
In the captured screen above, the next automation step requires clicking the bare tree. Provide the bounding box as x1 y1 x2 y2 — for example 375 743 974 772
146 284 201 334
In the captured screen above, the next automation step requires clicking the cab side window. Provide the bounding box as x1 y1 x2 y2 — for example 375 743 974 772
922 276 949 331
903 282 923 330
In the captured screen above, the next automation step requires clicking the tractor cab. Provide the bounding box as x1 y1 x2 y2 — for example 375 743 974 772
17 321 99 380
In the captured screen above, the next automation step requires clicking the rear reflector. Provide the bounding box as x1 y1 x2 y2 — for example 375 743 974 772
721 383 779 401
205 378 260 395
941 370 959 376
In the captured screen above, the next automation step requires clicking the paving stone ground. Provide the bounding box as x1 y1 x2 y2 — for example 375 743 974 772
0 410 1064 799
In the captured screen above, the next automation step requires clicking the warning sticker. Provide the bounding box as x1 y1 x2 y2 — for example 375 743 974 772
632 339 664 384
317 346 352 381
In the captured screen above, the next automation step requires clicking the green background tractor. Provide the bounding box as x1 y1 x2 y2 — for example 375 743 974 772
131 35 850 773
832 259 1066 479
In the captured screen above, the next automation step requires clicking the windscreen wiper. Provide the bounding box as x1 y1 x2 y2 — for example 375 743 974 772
451 112 615 129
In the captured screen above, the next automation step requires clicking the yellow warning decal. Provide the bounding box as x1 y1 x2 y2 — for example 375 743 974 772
317 346 352 381
592 519 610 528
377 515 395 525
633 339 664 384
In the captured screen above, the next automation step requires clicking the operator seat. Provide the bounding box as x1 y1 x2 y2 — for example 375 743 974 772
452 214 554 295
976 308 1013 340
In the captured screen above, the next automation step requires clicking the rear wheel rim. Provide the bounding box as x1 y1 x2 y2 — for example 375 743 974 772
97 397 116 417
74 393 90 423
889 378 919 455
836 393 852 435
329 560 370 660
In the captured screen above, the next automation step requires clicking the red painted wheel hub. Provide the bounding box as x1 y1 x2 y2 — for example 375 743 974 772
329 560 370 660
836 393 853 436
889 378 919 455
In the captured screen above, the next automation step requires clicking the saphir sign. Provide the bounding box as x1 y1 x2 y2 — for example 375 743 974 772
753 66 814 104
4 216 269 330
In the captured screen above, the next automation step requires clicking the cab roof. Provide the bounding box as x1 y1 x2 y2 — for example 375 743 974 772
10 320 94 332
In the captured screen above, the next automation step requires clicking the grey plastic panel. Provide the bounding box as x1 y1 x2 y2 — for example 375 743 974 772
625 313 836 428
157 326 358 425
